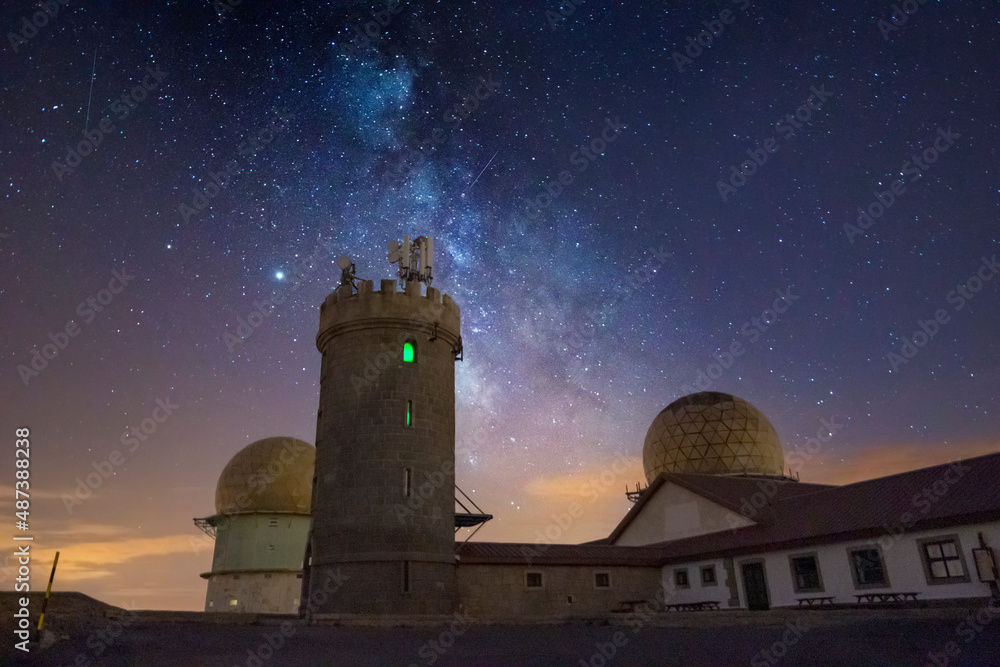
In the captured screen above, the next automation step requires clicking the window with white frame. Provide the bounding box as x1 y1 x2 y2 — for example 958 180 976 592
919 536 970 584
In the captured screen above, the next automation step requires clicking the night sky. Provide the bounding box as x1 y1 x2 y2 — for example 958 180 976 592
1 1 998 611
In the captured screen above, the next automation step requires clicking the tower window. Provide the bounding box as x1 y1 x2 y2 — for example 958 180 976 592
403 341 415 363
404 468 412 497
406 400 413 427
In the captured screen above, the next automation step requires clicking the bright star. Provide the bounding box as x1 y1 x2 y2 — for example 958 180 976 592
275 271 284 280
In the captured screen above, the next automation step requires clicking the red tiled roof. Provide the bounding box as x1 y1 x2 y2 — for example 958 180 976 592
458 451 1000 566
455 541 662 566
651 451 1000 562
603 471 834 544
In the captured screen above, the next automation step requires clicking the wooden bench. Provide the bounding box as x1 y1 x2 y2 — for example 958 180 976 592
854 592 920 603
613 600 651 613
797 596 835 607
664 600 720 611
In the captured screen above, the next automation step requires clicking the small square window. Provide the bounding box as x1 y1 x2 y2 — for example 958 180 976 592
229 599 238 606
701 566 717 585
269 518 279 527
526 572 543 588
674 569 689 588
595 572 610 588
920 537 969 584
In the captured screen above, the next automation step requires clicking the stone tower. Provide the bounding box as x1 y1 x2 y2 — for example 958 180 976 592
303 268 462 616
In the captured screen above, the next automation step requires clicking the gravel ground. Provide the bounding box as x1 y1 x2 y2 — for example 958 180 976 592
5 613 1000 666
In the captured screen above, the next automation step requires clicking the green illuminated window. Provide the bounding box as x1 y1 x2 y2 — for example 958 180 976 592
405 400 413 427
403 341 415 363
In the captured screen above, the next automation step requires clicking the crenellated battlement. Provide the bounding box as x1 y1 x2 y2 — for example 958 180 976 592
317 278 461 352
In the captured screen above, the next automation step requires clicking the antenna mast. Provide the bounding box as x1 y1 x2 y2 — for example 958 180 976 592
387 234 434 288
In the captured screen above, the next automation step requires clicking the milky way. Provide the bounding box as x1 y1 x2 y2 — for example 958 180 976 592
1 1 998 609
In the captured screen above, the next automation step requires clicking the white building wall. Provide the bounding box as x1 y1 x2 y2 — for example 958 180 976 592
615 483 754 546
701 521 1000 609
660 557 739 608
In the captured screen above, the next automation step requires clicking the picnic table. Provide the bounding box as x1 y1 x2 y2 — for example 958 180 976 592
797 596 835 606
854 591 920 603
664 600 721 611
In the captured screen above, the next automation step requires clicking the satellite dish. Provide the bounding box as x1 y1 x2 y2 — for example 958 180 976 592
337 256 353 271
387 241 401 263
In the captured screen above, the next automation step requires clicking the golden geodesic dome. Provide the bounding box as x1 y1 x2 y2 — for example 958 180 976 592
643 392 784 483
215 437 315 515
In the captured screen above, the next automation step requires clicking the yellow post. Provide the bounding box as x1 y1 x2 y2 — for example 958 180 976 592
36 551 60 636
